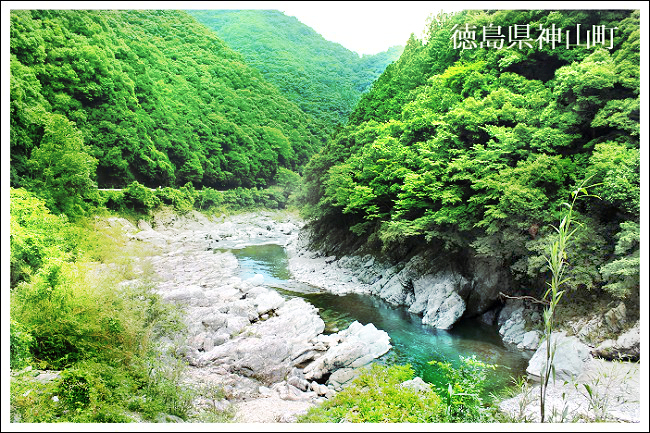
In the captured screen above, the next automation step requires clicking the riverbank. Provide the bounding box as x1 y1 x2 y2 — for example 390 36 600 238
117 208 641 423
115 208 395 422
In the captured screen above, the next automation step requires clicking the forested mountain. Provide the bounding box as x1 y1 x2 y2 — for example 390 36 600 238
302 10 640 301
10 9 327 200
188 10 403 133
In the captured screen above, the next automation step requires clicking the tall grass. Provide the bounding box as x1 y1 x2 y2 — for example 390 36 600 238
539 179 598 422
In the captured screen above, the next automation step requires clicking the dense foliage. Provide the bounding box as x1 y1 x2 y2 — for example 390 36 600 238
299 359 499 423
189 9 403 134
301 9 641 301
10 9 325 193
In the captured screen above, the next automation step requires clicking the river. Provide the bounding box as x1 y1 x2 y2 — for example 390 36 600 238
225 243 531 398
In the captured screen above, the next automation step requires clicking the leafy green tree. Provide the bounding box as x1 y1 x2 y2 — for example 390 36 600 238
25 113 98 216
600 221 640 298
10 9 326 194
189 9 403 134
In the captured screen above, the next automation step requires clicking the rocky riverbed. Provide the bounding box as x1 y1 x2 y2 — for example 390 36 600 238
110 208 641 424
112 209 392 422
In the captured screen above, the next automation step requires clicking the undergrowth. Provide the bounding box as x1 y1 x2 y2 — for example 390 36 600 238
9 188 234 423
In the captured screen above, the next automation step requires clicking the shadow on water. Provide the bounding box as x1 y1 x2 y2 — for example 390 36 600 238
220 244 530 395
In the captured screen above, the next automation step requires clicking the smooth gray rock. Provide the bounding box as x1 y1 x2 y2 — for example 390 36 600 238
498 299 524 328
526 332 591 381
254 290 285 315
303 321 391 384
593 320 640 361
137 220 153 231
422 288 466 329
500 309 526 345
328 367 360 390
603 302 626 333
161 285 205 303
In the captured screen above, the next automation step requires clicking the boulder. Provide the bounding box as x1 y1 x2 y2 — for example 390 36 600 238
199 312 228 331
497 299 524 327
137 219 153 231
421 289 465 330
328 367 361 390
464 254 511 315
303 321 391 386
161 285 205 303
603 302 626 333
246 274 265 286
256 298 325 344
224 316 250 337
526 332 591 381
205 336 292 385
253 290 285 315
518 330 541 351
592 320 640 361
500 309 526 346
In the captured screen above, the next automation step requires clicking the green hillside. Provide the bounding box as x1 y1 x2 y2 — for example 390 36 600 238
301 9 640 300
10 9 326 201
188 9 403 132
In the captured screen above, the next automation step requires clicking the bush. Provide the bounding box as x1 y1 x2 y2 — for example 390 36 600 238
196 187 224 210
10 188 194 422
429 355 497 422
9 188 73 288
299 364 445 423
155 183 196 214
121 181 161 213
10 318 33 370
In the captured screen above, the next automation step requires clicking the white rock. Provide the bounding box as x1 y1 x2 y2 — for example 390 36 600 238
247 274 265 286
527 332 591 381
518 330 541 350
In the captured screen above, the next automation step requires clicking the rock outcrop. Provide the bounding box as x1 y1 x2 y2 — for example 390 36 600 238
302 321 391 390
499 358 640 422
286 234 510 330
592 320 640 361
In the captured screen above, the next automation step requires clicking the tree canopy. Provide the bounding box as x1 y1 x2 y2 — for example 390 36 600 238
10 9 327 192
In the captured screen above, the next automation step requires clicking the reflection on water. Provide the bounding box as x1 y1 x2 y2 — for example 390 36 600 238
222 244 529 395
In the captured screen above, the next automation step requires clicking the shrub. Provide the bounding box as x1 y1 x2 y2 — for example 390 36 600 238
429 355 497 422
155 183 196 214
9 188 73 288
121 181 161 213
299 364 445 423
10 318 33 370
196 187 224 210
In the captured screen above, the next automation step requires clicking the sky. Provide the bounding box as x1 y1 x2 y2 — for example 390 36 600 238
275 1 460 55
3 1 647 55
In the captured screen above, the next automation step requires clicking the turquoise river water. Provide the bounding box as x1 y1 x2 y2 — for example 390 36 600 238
225 244 530 397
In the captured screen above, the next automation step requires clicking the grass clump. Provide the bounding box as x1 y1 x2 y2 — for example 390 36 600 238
299 357 501 423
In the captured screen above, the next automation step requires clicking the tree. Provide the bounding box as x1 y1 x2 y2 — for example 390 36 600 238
26 113 98 216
